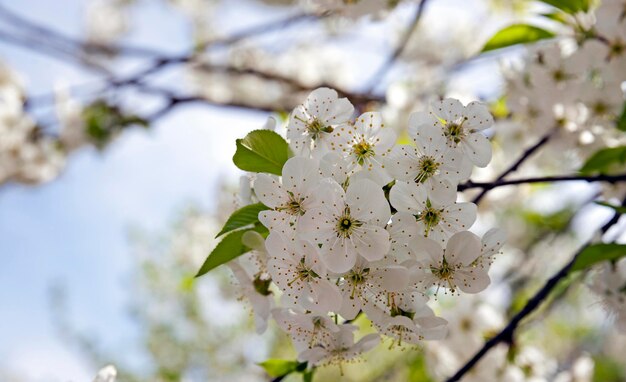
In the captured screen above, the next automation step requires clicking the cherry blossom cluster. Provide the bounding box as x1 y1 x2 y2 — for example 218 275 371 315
504 0 626 158
228 87 505 366
590 258 626 333
0 62 66 185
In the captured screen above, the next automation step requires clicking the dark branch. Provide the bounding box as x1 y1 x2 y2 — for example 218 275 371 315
23 12 325 110
471 129 555 204
458 173 626 192
108 12 323 89
362 0 429 94
445 196 626 382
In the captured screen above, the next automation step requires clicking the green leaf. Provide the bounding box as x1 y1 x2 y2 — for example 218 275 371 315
540 11 571 24
571 243 626 272
216 203 268 238
196 230 248 278
595 201 626 214
539 0 590 14
302 369 315 382
258 359 301 378
233 129 292 175
616 101 626 132
579 146 626 175
82 100 148 149
481 24 556 53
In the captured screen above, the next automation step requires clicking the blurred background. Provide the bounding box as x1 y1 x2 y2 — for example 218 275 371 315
1 0 625 381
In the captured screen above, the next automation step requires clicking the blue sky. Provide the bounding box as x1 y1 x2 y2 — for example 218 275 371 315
0 1 274 379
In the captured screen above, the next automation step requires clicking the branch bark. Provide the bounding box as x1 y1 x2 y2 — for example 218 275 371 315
445 196 626 382
362 0 429 94
458 173 626 192
471 129 556 204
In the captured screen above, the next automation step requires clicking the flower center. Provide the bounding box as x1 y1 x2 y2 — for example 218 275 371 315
418 202 441 236
415 156 440 183
336 208 362 238
306 117 333 140
444 118 467 144
277 191 306 216
253 273 272 296
347 267 370 299
430 256 456 292
352 140 375 165
390 305 415 320
288 258 320 286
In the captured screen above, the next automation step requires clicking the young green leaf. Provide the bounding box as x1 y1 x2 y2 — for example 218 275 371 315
481 24 555 53
216 203 268 238
539 0 590 14
303 369 315 382
579 146 626 175
571 244 626 272
616 101 626 132
540 11 571 24
196 229 248 278
595 201 626 214
232 129 292 175
258 359 302 378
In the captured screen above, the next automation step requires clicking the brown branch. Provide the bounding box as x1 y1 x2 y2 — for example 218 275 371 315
471 129 556 204
458 173 626 191
445 196 626 382
362 0 429 94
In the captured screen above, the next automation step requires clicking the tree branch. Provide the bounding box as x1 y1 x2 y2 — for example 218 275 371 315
458 173 626 192
445 196 626 382
362 0 429 94
471 129 556 204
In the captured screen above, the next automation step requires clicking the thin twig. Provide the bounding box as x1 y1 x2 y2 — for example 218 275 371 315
24 12 323 110
445 196 626 382
471 129 556 204
458 173 626 192
362 0 429 94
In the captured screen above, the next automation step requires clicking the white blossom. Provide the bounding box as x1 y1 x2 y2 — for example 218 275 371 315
329 111 397 186
272 308 340 353
299 178 391 273
255 156 322 235
298 325 380 366
390 180 476 244
337 257 409 320
410 99 494 167
410 231 490 294
287 87 354 157
93 365 117 382
590 259 626 332
387 114 471 188
266 232 342 313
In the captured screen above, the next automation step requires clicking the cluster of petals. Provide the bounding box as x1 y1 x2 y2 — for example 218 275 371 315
227 87 504 365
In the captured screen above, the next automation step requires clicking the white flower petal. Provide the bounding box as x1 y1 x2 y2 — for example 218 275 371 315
254 174 288 208
432 98 464 122
372 265 409 291
465 101 494 132
462 132 492 167
410 236 443 264
482 228 506 257
389 181 427 213
353 225 390 261
408 111 439 137
346 179 390 225
455 268 490 294
446 231 482 265
321 237 357 273
281 156 321 196
441 202 477 233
